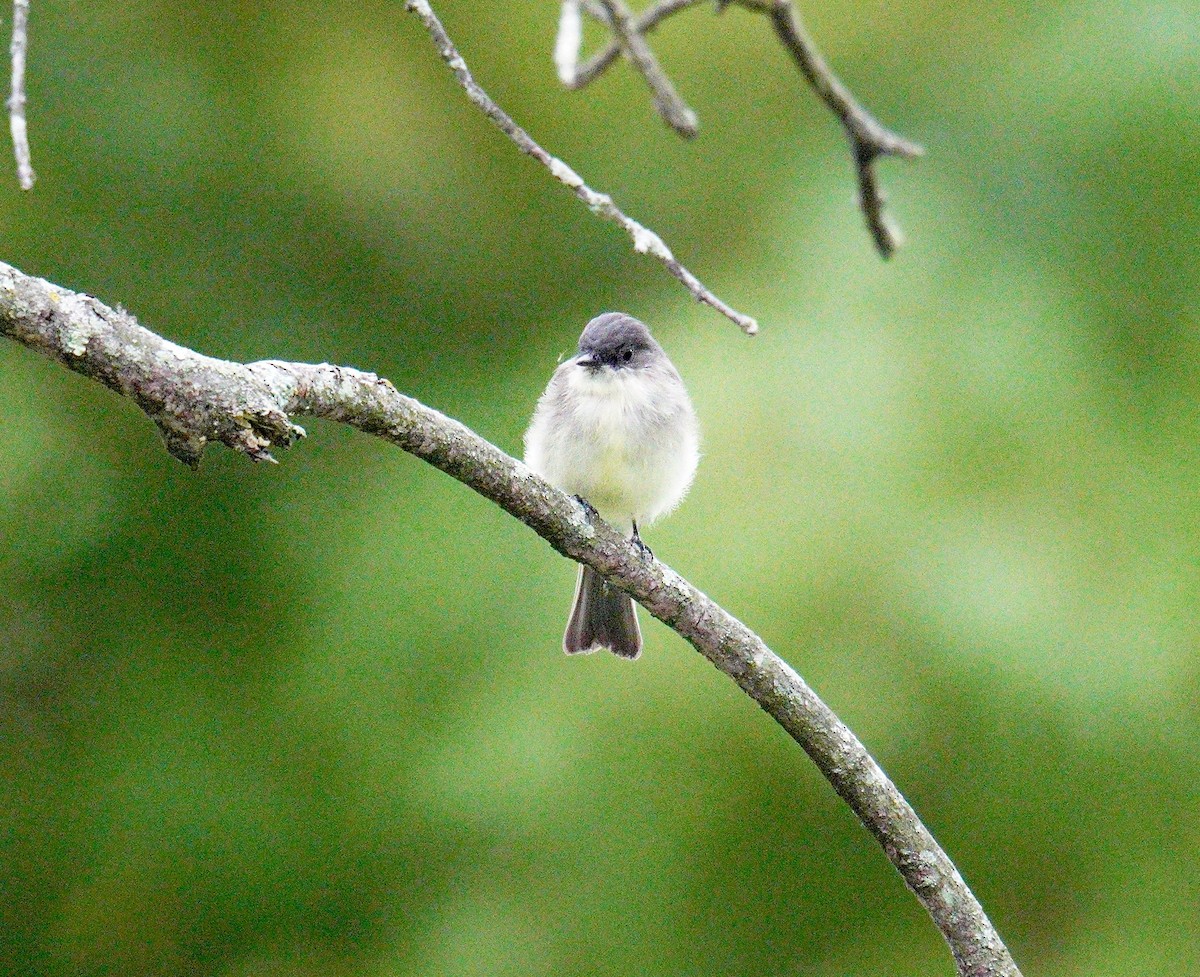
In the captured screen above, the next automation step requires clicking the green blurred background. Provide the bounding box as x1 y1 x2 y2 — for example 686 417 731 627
2 1 1197 974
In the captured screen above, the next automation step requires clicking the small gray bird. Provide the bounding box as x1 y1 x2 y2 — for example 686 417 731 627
524 312 700 659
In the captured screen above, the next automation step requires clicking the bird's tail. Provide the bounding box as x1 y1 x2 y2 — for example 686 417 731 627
563 565 642 660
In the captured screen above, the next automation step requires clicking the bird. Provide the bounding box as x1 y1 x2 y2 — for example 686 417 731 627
524 312 699 659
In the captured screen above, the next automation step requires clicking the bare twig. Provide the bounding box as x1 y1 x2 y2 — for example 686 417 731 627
567 0 704 90
403 0 756 334
7 0 34 190
563 0 923 256
591 0 698 137
735 0 923 256
1 259 1021 977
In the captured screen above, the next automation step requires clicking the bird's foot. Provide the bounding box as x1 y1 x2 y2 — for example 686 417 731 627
572 495 600 523
632 521 655 561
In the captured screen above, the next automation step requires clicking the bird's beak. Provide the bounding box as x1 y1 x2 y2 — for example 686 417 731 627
576 353 599 370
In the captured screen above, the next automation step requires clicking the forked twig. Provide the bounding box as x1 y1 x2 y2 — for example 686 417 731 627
754 0 923 255
567 0 704 89
559 0 923 256
592 0 698 137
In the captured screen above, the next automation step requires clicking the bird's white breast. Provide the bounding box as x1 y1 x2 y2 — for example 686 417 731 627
524 360 699 530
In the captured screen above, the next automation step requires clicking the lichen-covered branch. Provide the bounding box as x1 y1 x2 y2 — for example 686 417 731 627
0 258 1021 977
404 0 756 334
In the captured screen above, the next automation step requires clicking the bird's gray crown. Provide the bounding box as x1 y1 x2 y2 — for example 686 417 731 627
577 312 662 369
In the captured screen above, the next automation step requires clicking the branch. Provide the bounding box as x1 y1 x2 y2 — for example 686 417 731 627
0 259 1022 977
7 0 34 190
562 0 923 257
403 0 756 335
591 0 698 137
748 0 924 256
0 0 754 332
563 0 705 89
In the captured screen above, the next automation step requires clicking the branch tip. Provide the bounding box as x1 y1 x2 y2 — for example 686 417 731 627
555 0 584 86
158 427 207 469
8 0 35 190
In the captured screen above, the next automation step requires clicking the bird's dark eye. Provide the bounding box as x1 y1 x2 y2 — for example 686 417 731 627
622 348 633 362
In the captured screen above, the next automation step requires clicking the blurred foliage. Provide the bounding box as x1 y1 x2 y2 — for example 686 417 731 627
2 0 1198 974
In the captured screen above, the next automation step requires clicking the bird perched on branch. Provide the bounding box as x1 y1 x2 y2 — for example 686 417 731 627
525 312 699 659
